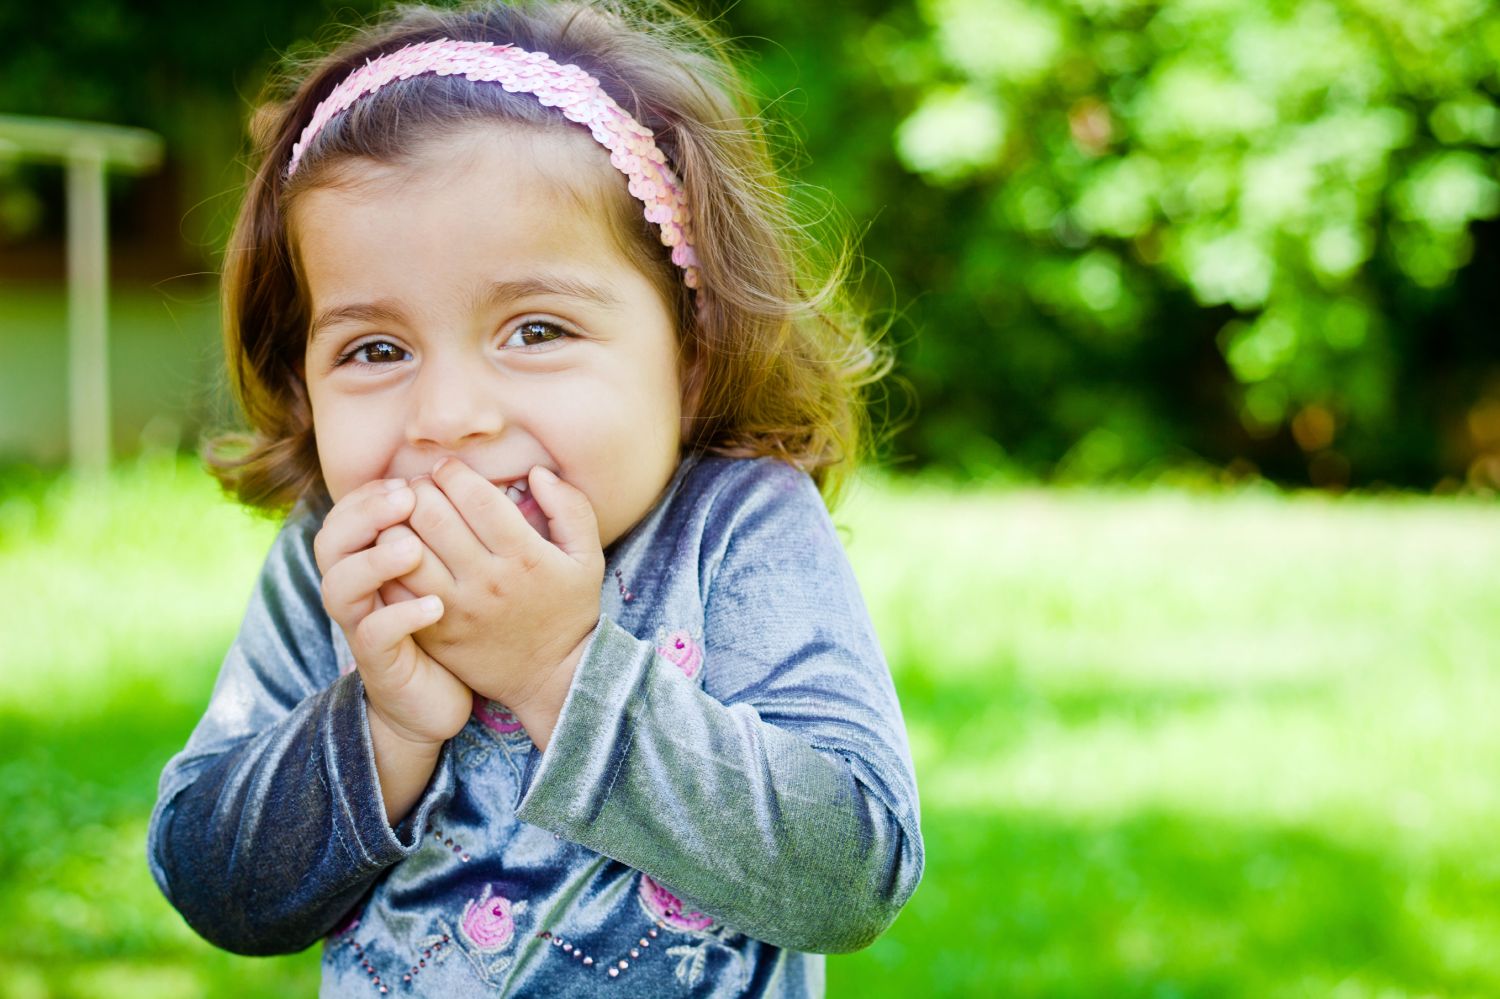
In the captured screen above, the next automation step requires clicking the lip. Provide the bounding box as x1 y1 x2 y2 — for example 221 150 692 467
489 475 551 539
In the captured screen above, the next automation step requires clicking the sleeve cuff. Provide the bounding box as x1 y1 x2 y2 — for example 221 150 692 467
321 671 457 866
515 615 654 831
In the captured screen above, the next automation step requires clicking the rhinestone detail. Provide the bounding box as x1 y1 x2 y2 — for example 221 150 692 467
534 920 667 981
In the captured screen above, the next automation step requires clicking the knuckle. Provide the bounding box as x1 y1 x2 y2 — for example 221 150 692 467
410 499 441 535
564 492 596 523
320 577 339 615
378 540 407 568
353 614 383 653
379 523 415 545
312 531 334 570
470 489 501 519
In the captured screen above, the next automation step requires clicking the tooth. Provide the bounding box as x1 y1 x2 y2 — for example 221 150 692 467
505 484 525 504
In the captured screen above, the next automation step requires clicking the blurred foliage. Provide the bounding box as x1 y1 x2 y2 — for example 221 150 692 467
4 461 1500 994
3 0 1500 488
720 0 1500 488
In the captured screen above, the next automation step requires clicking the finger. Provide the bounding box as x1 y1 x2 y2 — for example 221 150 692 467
429 457 535 556
353 595 444 673
321 534 424 635
377 523 451 597
379 578 419 605
376 524 417 547
408 474 494 570
313 478 415 576
528 466 603 566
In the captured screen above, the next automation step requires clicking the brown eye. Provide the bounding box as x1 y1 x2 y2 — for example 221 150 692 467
339 340 410 366
505 321 567 348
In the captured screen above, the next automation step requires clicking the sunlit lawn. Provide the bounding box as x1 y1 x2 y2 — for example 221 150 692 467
1 459 1497 998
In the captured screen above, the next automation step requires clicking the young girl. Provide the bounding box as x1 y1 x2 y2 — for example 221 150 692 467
148 1 922 994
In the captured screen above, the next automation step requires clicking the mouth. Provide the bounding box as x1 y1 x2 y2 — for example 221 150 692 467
497 478 530 506
490 475 551 540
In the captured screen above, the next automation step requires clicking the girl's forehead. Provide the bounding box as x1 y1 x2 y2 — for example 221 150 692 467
288 124 665 313
296 123 625 220
293 125 636 260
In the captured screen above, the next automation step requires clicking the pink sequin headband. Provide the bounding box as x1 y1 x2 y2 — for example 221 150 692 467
287 38 701 291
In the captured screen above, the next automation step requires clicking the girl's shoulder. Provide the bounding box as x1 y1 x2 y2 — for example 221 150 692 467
675 454 821 516
660 454 835 558
610 454 827 577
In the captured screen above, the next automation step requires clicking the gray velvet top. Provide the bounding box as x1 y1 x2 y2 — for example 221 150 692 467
148 455 924 997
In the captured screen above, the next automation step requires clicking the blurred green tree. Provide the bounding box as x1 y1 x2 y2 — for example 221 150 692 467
733 0 1500 487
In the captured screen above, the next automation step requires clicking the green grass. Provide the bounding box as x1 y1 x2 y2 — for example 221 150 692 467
2 460 1497 997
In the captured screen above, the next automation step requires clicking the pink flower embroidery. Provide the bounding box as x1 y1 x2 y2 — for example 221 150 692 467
638 874 713 932
656 630 703 679
473 693 525 734
461 884 516 952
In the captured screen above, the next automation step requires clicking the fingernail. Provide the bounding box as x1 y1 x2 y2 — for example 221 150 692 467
394 537 419 557
387 487 413 508
383 478 407 491
433 457 450 475
532 466 557 482
420 595 442 615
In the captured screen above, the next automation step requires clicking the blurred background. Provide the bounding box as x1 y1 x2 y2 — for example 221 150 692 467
2 0 1498 996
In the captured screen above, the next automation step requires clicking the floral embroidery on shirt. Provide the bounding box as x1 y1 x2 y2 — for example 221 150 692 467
463 694 531 783
665 944 710 988
664 932 750 989
637 874 714 932
461 884 519 952
472 694 525 735
452 888 528 986
636 874 750 989
655 629 703 679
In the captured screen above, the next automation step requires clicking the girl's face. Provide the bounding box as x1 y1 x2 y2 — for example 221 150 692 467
293 125 685 548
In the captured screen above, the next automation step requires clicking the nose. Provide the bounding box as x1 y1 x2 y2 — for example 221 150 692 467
406 355 503 449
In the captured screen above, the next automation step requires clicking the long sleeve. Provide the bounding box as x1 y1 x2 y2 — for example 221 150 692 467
146 511 456 955
517 460 923 954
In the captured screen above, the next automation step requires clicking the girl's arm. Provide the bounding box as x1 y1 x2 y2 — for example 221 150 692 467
515 459 924 954
146 512 456 955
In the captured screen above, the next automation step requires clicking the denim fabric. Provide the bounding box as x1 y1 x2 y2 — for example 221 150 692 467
148 456 923 997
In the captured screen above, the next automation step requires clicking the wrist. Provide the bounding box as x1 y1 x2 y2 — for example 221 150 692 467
364 698 446 827
509 628 592 752
365 700 448 759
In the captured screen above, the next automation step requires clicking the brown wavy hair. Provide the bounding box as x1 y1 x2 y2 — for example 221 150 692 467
207 0 888 513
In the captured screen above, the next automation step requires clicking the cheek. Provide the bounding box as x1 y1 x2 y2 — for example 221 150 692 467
309 395 398 500
553 381 676 488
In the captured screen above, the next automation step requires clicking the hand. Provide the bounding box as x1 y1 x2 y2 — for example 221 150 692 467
314 478 474 749
393 458 605 746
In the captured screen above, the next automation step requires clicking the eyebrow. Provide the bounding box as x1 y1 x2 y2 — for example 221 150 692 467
308 302 407 347
307 273 623 346
480 275 622 311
